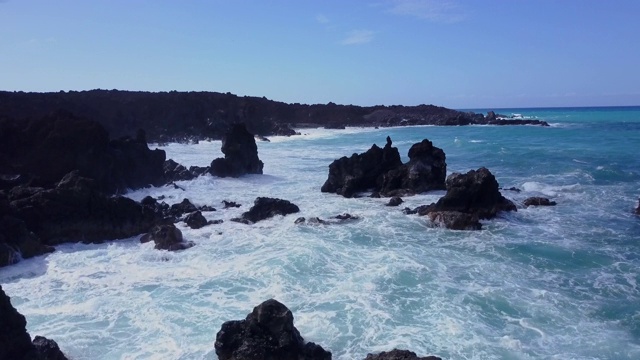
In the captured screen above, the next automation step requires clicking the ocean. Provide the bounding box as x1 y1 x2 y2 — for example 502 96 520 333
1 106 640 359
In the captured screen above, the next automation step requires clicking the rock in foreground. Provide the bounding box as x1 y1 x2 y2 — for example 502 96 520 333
140 223 194 251
1 285 68 360
215 299 331 360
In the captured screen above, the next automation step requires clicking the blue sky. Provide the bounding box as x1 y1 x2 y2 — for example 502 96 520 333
1 0 639 109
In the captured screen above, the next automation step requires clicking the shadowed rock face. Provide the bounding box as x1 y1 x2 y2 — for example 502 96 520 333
0 285 68 360
523 196 557 207
0 110 166 194
215 299 331 360
322 137 446 198
140 223 194 251
210 123 264 178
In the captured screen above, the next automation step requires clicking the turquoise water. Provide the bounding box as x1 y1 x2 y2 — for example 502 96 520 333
1 107 639 359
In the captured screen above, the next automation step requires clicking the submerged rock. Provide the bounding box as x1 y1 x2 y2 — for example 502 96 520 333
386 196 403 207
232 197 300 224
210 123 264 177
214 299 331 360
364 349 441 360
523 197 557 207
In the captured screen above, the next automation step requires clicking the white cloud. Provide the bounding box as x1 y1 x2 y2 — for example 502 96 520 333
341 30 375 45
316 14 330 24
388 0 466 23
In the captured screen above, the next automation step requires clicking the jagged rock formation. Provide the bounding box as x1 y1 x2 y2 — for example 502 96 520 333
0 90 549 143
214 299 331 360
409 167 516 230
210 123 264 177
232 197 300 224
0 110 166 194
321 137 446 198
0 285 68 360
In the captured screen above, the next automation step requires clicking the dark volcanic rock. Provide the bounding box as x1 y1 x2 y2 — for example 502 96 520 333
523 197 557 207
214 299 331 360
163 159 207 182
0 110 166 194
431 167 516 219
418 167 516 230
386 197 403 207
636 199 640 215
0 215 53 267
233 197 300 224
222 200 241 208
169 198 199 218
210 123 264 177
1 285 69 360
427 211 481 230
364 349 441 360
321 137 402 198
7 171 160 247
140 223 193 251
184 211 208 229
378 139 447 196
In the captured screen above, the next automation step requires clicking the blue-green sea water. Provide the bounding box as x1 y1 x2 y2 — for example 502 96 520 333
1 106 639 359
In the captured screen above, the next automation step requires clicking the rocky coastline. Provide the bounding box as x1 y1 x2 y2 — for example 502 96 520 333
0 90 549 143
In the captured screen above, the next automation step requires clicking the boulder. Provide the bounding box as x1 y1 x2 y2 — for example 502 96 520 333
378 139 446 196
214 299 331 360
418 167 516 230
169 199 199 218
222 200 241 208
386 197 403 207
210 123 264 177
232 197 300 224
184 211 208 229
523 197 557 207
321 137 402 198
140 223 194 251
364 349 441 360
0 285 69 360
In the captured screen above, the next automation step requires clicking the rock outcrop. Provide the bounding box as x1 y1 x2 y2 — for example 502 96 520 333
184 211 209 229
364 349 441 360
413 167 516 230
1 285 68 360
0 110 166 194
523 197 557 207
210 123 264 177
321 137 403 198
378 139 447 196
140 223 194 251
214 299 331 360
7 171 160 247
232 197 300 224
322 137 446 198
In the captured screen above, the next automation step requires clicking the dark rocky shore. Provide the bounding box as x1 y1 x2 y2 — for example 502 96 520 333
0 90 549 143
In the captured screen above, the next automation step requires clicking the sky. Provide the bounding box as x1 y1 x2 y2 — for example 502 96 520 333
1 0 639 109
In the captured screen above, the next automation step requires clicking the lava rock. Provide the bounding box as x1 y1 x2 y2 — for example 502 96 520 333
214 299 331 360
364 348 441 360
1 285 69 360
321 136 402 198
427 211 482 230
233 197 300 224
378 139 447 196
140 223 194 251
334 213 359 221
523 197 557 207
210 123 264 177
184 211 208 229
222 200 241 208
386 197 403 207
169 198 199 218
163 159 200 182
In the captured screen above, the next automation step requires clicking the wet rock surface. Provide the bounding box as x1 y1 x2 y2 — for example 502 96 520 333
523 197 557 207
210 123 264 177
232 197 300 224
364 349 442 360
140 223 194 251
